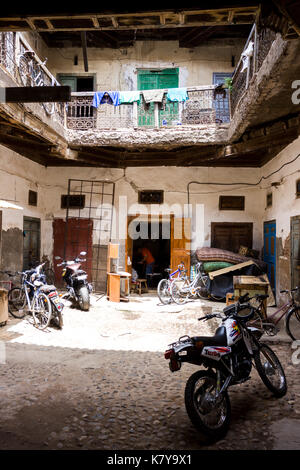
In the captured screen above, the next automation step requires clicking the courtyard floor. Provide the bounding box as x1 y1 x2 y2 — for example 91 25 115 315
0 293 299 451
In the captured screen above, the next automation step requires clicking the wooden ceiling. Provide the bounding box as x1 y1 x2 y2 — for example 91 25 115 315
0 6 258 48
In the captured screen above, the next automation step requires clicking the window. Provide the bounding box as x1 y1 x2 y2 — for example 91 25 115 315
28 190 37 206
296 180 300 198
219 196 245 211
61 195 85 209
138 190 164 204
57 75 95 92
266 193 273 207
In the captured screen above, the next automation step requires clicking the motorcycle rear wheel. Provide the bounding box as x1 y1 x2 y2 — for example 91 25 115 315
78 286 90 311
184 370 231 442
254 344 287 397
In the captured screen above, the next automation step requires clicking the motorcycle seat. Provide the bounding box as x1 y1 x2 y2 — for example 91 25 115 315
193 326 227 347
40 285 57 293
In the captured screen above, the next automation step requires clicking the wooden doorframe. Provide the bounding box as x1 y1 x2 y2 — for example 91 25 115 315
125 214 192 276
125 214 175 273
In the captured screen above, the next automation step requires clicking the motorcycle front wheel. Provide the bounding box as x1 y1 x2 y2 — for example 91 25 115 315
184 370 231 441
254 344 287 397
78 286 90 311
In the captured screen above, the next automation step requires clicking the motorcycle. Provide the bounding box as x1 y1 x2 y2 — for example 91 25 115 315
164 293 287 441
55 252 92 311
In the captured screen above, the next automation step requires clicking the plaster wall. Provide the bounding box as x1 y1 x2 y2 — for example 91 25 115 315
45 39 244 90
260 136 300 302
0 136 298 297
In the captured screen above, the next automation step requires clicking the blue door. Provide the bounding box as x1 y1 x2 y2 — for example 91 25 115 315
263 221 276 295
213 73 232 123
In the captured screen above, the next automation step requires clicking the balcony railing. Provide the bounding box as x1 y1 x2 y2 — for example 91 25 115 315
230 23 277 115
0 25 278 134
0 32 65 124
66 86 230 131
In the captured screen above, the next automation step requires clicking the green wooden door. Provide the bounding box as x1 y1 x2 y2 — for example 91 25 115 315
137 69 179 127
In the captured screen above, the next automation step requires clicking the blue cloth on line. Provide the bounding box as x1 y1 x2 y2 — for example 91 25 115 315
92 91 120 107
166 87 189 102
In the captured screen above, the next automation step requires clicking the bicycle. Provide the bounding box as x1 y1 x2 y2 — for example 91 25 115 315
171 262 224 305
17 50 56 116
157 264 186 305
7 264 52 329
248 287 300 341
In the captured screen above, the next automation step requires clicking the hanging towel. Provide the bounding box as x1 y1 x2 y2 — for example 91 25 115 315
142 89 165 103
166 87 189 102
119 90 141 104
92 91 120 108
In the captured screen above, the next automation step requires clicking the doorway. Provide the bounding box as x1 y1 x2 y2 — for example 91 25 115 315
23 217 40 269
130 219 171 288
137 68 179 127
126 216 191 288
263 220 276 296
291 216 300 291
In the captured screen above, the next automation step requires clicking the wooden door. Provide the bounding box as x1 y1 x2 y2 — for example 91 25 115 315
170 217 191 275
291 216 300 290
211 222 253 253
53 218 93 286
23 217 40 270
263 220 276 295
137 69 179 127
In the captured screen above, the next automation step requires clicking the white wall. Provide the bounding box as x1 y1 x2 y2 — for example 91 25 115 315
46 39 244 90
1 135 298 287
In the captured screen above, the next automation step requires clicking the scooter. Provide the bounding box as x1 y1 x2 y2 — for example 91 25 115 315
55 252 92 311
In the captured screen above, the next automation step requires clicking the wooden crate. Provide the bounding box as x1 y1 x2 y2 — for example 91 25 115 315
233 275 269 318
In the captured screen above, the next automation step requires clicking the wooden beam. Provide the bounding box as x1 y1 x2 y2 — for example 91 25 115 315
81 32 88 72
45 19 54 30
1 86 71 103
111 17 119 29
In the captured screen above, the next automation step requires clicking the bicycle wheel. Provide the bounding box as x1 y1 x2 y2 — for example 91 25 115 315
157 279 172 305
286 307 300 341
171 280 189 305
43 102 55 115
18 55 31 86
8 287 27 319
254 344 287 397
32 293 52 330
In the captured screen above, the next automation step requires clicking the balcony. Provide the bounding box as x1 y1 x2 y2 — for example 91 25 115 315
0 25 298 168
66 86 230 132
0 32 65 129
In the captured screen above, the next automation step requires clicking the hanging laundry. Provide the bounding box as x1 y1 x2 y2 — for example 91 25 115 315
119 90 141 104
92 91 120 108
166 87 189 102
142 89 165 103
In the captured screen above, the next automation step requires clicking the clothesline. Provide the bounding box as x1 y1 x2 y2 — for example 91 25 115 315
92 87 189 108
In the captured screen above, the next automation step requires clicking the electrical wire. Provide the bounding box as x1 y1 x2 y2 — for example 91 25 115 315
187 152 300 205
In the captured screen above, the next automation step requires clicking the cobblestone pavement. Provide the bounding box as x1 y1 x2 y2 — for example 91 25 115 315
0 294 299 450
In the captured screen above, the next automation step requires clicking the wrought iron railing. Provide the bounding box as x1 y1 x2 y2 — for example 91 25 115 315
66 86 230 131
230 23 277 115
0 32 65 124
